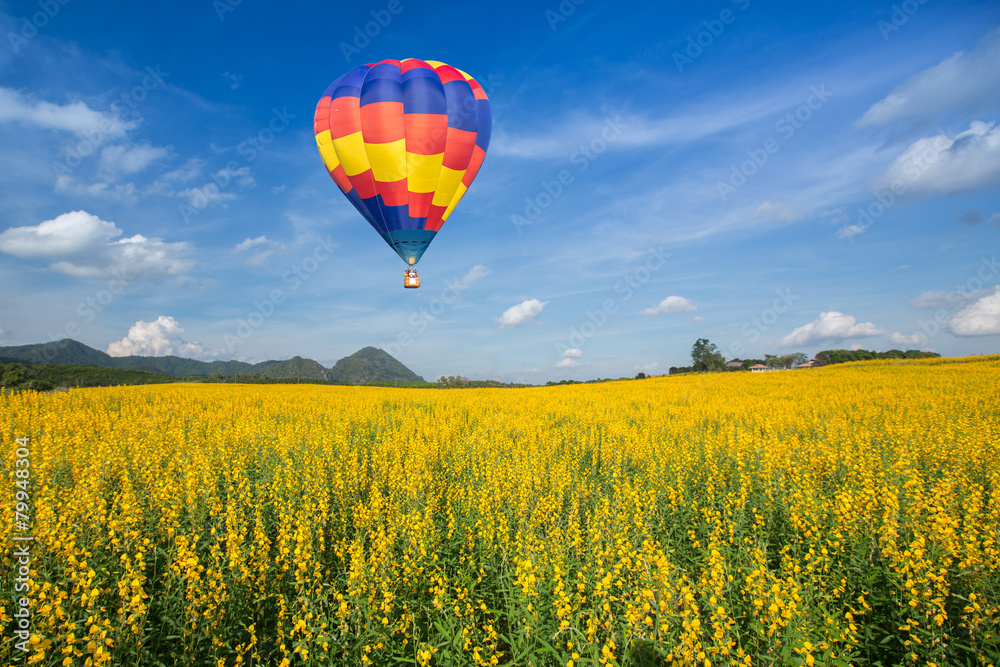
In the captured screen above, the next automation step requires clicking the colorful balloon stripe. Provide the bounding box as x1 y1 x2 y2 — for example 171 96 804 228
314 58 491 266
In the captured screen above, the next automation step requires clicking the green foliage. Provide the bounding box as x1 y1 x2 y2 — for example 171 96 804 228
2 362 26 387
0 339 422 383
259 356 331 380
691 338 725 372
816 348 940 365
763 352 809 369
1 363 174 391
327 346 425 384
437 375 472 388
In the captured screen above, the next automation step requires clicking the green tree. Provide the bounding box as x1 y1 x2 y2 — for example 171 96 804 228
2 363 26 388
691 339 725 373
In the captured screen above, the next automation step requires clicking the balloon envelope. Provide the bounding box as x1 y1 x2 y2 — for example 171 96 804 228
314 59 492 266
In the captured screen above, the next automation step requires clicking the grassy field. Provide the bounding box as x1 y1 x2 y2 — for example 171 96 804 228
1 357 998 666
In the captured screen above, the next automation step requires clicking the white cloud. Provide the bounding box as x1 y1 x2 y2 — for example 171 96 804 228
753 201 806 222
692 315 705 323
875 121 1000 197
496 299 547 327
858 27 1000 127
149 159 205 195
912 288 992 309
0 210 118 256
632 362 659 374
107 316 216 358
98 143 169 177
229 166 255 188
0 210 192 279
949 286 1000 336
0 87 133 138
555 347 587 368
176 167 253 208
778 311 885 346
453 264 489 291
888 332 927 346
640 296 696 315
235 236 269 252
911 290 951 309
55 174 139 203
555 347 590 368
836 224 865 240
850 343 865 351
222 71 242 90
178 184 238 208
244 251 273 267
234 235 287 266
491 90 799 159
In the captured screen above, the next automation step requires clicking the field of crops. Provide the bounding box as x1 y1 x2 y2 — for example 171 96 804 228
2 357 999 666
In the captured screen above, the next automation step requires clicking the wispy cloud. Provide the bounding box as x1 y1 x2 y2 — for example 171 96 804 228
858 27 1000 127
0 86 134 138
98 143 170 178
234 235 287 266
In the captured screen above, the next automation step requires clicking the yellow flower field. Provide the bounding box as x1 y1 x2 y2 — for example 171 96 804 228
2 356 999 666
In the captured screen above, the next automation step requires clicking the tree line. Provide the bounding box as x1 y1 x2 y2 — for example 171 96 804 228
668 339 939 375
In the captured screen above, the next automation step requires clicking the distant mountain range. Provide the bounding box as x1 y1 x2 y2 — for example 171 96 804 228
0 339 424 384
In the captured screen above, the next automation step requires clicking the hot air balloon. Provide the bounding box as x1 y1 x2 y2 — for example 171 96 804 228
314 59 492 289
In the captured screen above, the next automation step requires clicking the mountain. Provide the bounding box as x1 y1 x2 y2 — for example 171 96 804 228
109 355 256 377
257 356 331 381
0 340 416 383
327 346 425 384
0 339 113 366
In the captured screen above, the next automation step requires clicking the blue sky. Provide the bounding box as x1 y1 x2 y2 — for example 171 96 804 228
1 0 999 383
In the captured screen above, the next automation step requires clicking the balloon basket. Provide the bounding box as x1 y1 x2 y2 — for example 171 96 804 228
404 269 420 289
